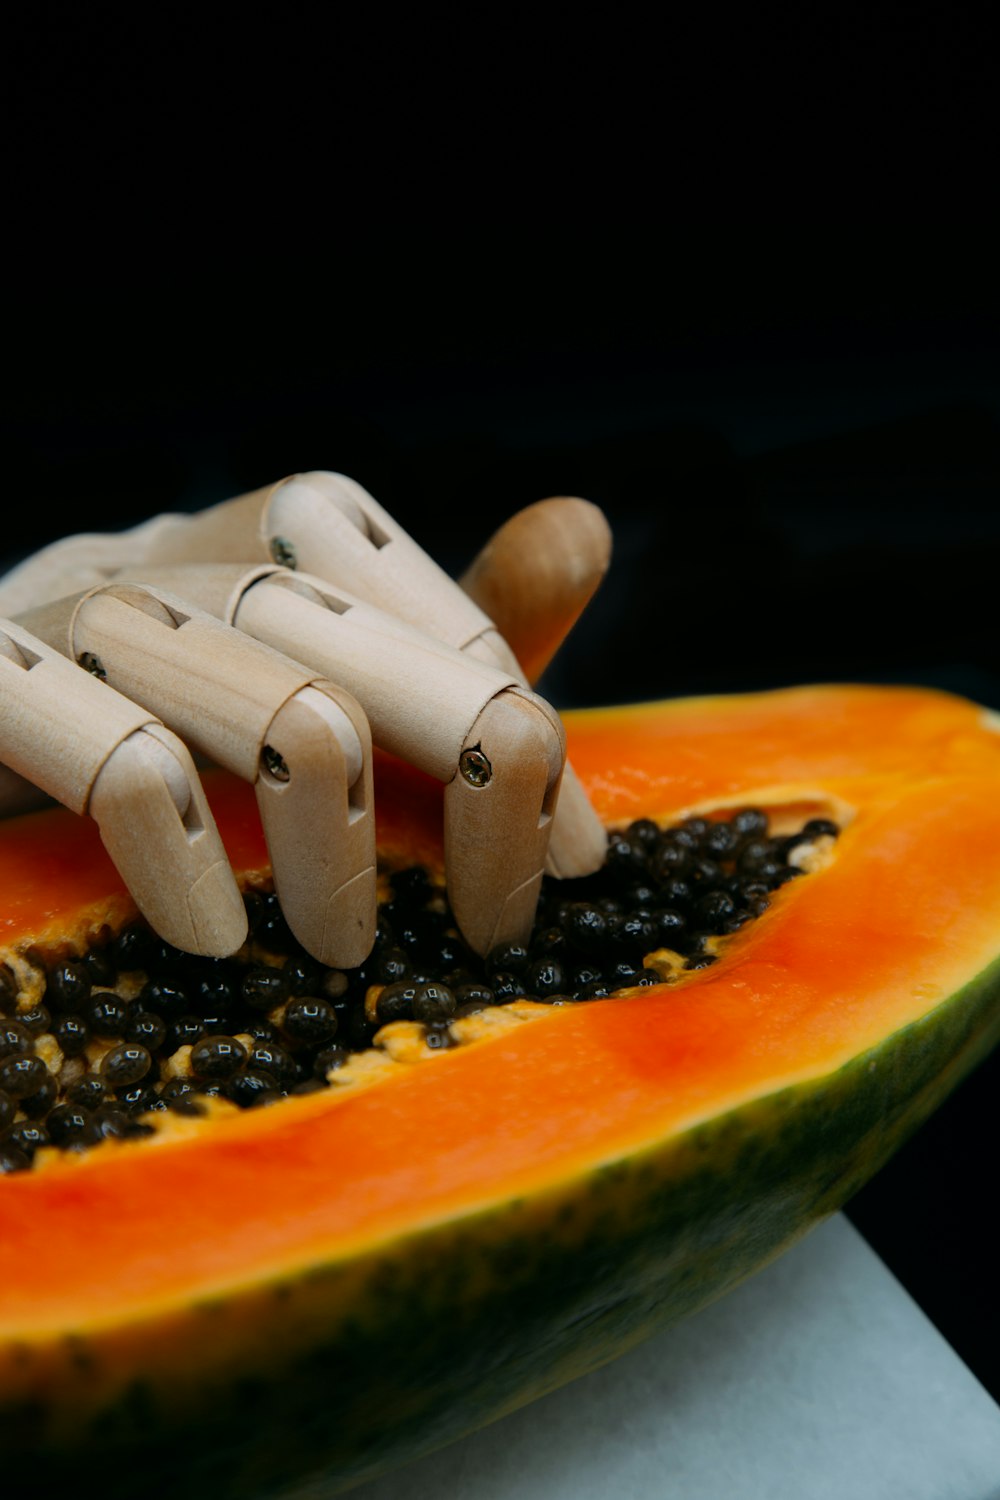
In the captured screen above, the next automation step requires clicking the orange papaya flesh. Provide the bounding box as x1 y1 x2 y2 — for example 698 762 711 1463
2 683 1000 1498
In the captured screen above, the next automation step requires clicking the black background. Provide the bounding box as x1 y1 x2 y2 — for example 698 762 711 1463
3 233 999 1401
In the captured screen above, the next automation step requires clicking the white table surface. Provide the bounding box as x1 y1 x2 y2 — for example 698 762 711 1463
351 1215 1000 1500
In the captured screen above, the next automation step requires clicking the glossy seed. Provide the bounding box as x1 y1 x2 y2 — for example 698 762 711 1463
139 981 192 1020
606 835 648 880
5 1121 50 1157
564 905 608 953
688 857 722 888
531 926 568 959
46 1104 98 1147
101 1044 152 1088
67 1078 107 1109
660 875 693 908
44 962 92 1014
452 983 494 1012
571 964 604 990
111 924 155 971
241 966 288 1013
665 826 699 852
161 1077 200 1104
737 839 771 873
249 1042 297 1086
576 980 612 1000
194 966 240 1016
88 993 130 1038
653 846 692 876
82 946 117 987
432 934 473 974
372 947 412 985
314 1045 349 1078
94 1103 152 1138
490 972 527 1004
125 1010 168 1050
732 807 768 838
0 1054 47 1098
146 939 190 975
167 1015 207 1050
245 1018 279 1044
653 908 688 945
695 891 736 925
485 941 530 975
225 1069 279 1108
282 997 339 1046
190 1035 248 1082
375 982 418 1025
609 913 657 955
523 958 566 998
53 1013 90 1057
628 818 660 848
282 957 325 998
703 822 737 859
20 1072 58 1119
803 818 840 838
410 982 456 1023
0 1020 32 1060
117 1082 161 1114
19 1004 51 1035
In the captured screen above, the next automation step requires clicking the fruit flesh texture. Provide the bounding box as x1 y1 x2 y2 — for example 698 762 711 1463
2 683 1000 1492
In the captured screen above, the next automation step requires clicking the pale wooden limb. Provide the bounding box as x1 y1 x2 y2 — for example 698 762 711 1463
458 496 613 687
18 584 378 969
0 618 247 956
128 475 611 880
254 685 375 968
459 496 614 880
0 476 613 912
232 571 518 783
0 513 192 618
89 725 247 959
445 689 565 956
535 761 611 880
268 473 513 658
123 563 565 956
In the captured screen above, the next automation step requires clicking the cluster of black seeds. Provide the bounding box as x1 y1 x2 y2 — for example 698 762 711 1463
0 808 838 1172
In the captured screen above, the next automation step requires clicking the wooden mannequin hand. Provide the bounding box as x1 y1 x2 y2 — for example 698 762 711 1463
0 477 611 964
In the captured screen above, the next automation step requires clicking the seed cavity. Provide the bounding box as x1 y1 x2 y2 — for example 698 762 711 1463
0 806 837 1171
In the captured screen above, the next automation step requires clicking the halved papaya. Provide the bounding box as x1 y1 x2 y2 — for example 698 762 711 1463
2 682 1000 1498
